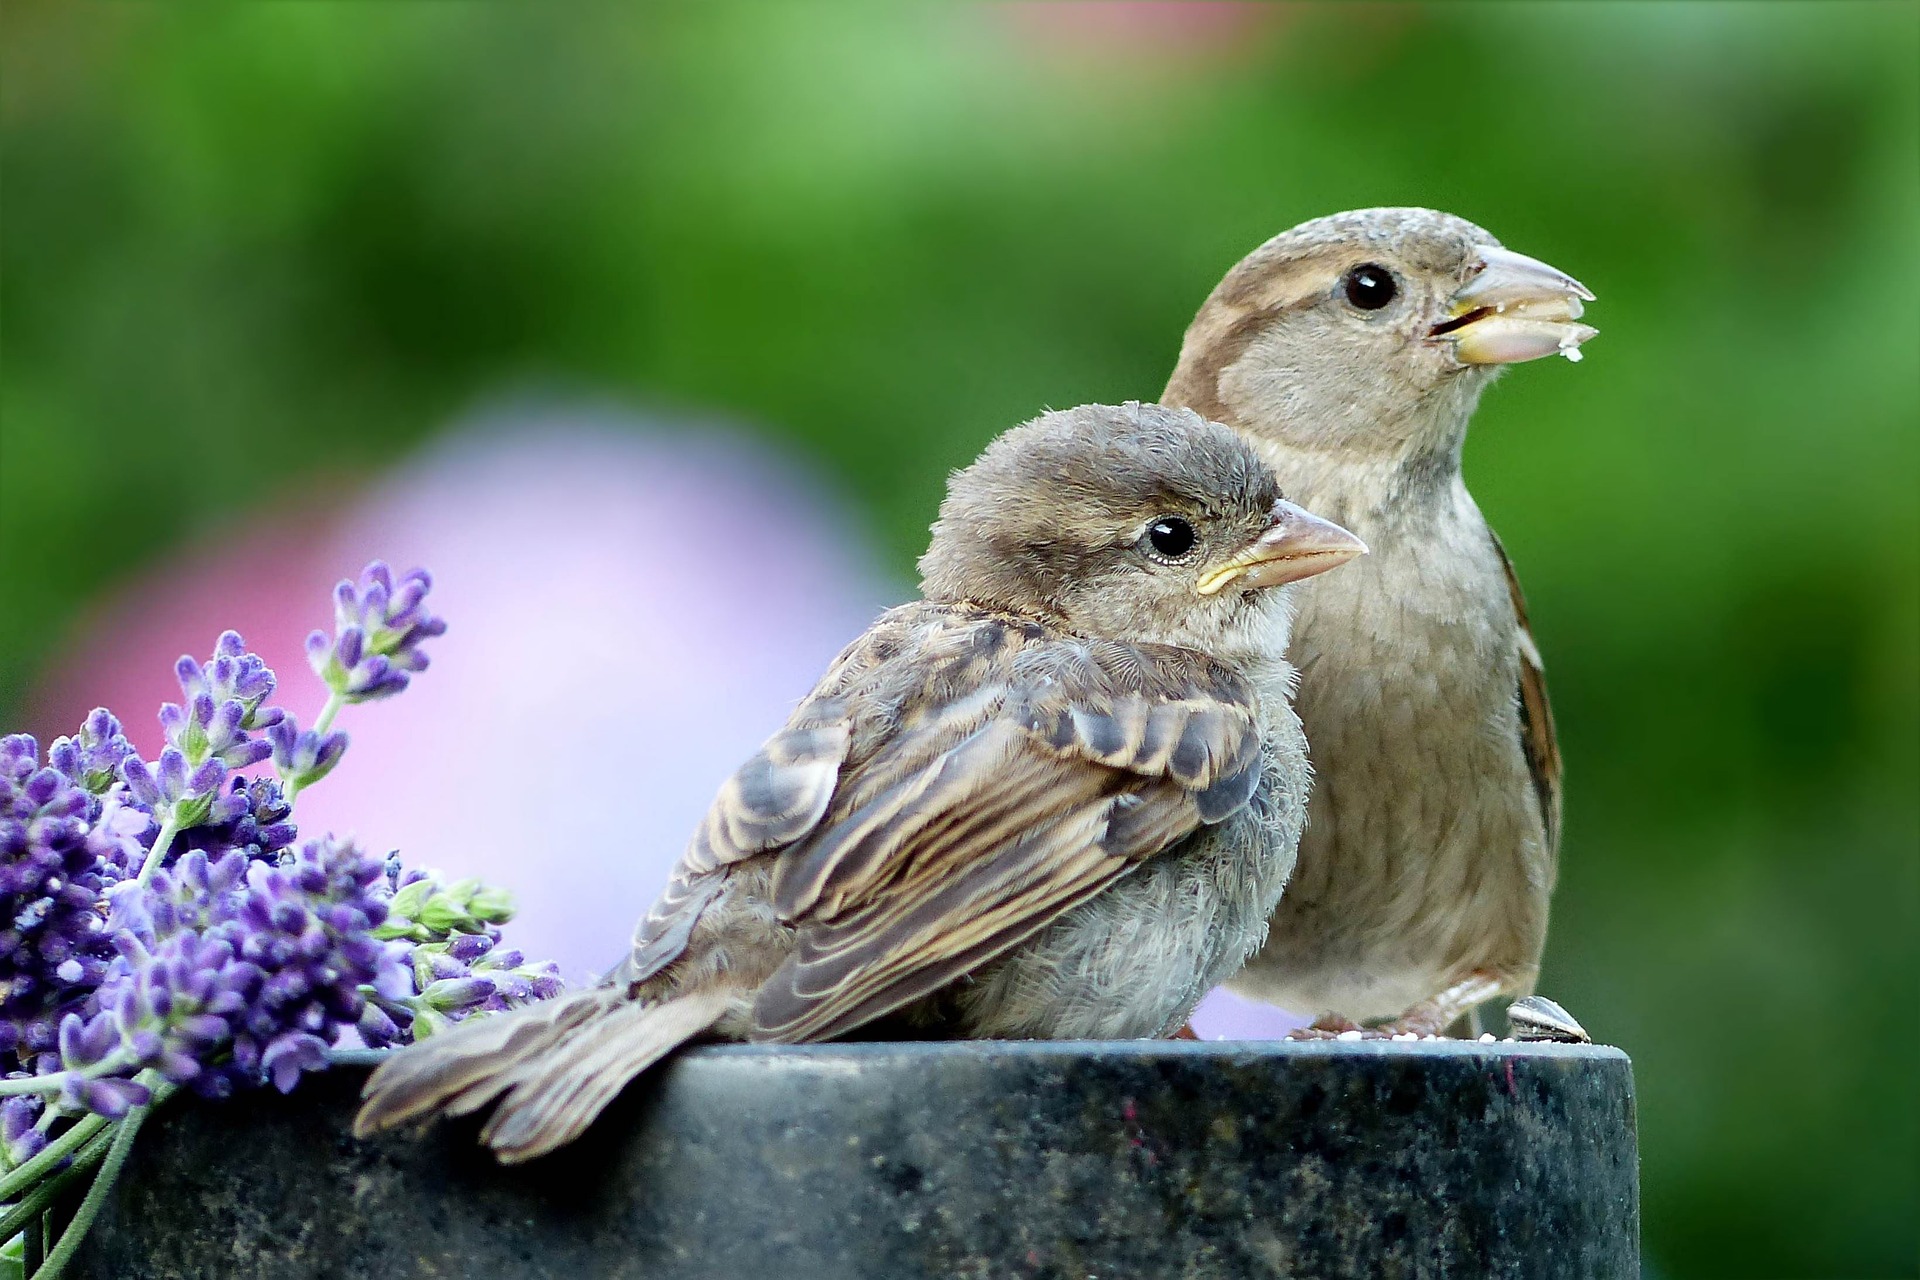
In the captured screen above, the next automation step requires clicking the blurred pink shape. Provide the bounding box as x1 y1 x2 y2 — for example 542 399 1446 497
1188 984 1311 1040
31 405 895 984
27 401 1311 1036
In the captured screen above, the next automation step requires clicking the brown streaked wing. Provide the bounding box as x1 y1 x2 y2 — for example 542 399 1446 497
750 634 1262 1043
1491 529 1563 881
622 710 853 986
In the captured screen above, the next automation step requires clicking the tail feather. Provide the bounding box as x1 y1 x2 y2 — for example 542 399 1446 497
353 987 621 1139
479 989 733 1163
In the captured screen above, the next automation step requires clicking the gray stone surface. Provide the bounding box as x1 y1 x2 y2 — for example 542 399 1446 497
71 1040 1637 1279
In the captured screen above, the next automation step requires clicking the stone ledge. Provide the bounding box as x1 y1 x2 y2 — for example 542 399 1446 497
71 1040 1638 1279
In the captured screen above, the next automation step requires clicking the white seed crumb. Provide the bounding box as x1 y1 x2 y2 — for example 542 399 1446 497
1478 1033 1497 1043
1336 1029 1364 1042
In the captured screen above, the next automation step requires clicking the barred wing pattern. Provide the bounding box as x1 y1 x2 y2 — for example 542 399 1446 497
624 604 1264 1043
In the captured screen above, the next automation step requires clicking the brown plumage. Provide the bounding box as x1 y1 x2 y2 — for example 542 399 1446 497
355 402 1365 1160
1161 207 1588 1034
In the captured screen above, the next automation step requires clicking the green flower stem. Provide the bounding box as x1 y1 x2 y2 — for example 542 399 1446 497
0 1080 57 1099
24 1210 45 1272
0 1053 140 1102
134 812 183 887
0 1126 112 1242
282 689 347 807
30 1078 170 1280
312 690 345 737
0 1116 109 1203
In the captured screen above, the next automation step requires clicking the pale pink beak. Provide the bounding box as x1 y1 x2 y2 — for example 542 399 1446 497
1434 245 1598 365
1195 499 1368 595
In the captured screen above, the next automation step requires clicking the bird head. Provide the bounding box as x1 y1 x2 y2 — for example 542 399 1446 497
918 403 1366 657
1163 207 1595 464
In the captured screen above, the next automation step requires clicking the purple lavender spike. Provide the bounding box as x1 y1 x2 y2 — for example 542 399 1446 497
174 655 204 699
335 626 365 672
186 757 225 799
156 750 188 802
120 756 161 808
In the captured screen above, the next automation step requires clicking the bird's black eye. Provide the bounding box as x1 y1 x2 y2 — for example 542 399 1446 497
1343 263 1398 311
1145 517 1196 559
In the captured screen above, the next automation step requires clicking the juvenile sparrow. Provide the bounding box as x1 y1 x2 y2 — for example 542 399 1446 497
1162 207 1593 1035
355 402 1366 1161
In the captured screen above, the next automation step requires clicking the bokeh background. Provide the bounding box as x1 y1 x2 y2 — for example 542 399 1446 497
3 3 1915 1276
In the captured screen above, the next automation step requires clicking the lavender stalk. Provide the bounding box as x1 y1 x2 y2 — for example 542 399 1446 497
1 558 561 1276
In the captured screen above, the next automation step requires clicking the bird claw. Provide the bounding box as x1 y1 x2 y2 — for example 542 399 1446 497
1286 1013 1401 1041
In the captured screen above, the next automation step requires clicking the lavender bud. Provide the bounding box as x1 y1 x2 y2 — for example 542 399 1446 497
311 561 445 705
121 755 162 809
2 1095 46 1165
269 715 350 791
357 1001 403 1049
48 709 136 795
64 1075 150 1120
446 933 493 964
261 1032 329 1093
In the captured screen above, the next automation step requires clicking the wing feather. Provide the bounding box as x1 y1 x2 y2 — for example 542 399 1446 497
748 629 1264 1043
1490 530 1563 883
621 606 1265 1039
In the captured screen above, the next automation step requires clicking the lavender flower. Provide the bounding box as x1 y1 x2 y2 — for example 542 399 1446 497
118 632 289 850
177 632 283 731
356 865 559 1046
119 747 241 833
53 839 412 1113
307 563 446 703
178 777 297 865
0 737 122 1061
267 716 349 792
1 1095 44 1167
3 555 558 1267
48 709 136 799
223 838 410 1092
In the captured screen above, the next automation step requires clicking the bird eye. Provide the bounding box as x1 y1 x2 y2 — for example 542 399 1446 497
1343 263 1398 311
1145 517 1196 560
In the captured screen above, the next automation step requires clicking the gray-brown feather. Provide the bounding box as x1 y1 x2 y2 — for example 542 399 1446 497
1161 207 1562 1023
356 403 1314 1159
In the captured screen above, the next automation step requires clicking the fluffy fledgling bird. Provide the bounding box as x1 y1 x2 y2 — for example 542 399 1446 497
356 402 1366 1160
1161 207 1593 1035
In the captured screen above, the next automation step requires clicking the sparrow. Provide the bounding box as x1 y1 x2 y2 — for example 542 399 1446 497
355 402 1366 1161
1161 207 1593 1035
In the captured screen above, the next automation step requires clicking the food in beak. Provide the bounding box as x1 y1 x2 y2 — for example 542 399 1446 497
1434 245 1598 365
1196 500 1368 595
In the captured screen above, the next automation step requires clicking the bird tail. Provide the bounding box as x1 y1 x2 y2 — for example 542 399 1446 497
354 986 732 1163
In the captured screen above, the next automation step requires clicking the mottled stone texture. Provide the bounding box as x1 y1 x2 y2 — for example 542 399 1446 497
72 1040 1637 1279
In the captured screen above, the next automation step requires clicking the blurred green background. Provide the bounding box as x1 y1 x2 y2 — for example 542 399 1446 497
2 3 1914 1275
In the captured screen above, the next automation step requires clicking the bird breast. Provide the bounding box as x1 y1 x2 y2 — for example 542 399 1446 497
1241 470 1552 1020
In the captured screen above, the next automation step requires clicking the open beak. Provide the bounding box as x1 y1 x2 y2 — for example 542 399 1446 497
1431 245 1598 365
1195 499 1368 596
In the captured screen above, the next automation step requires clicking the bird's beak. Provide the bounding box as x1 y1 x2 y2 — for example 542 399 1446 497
1196 499 1368 595
1432 245 1598 365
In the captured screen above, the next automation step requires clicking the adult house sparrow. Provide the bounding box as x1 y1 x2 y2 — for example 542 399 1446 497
1162 207 1593 1036
356 402 1366 1161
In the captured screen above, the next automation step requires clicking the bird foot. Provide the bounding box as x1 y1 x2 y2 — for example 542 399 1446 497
1285 1010 1449 1041
1286 971 1512 1041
